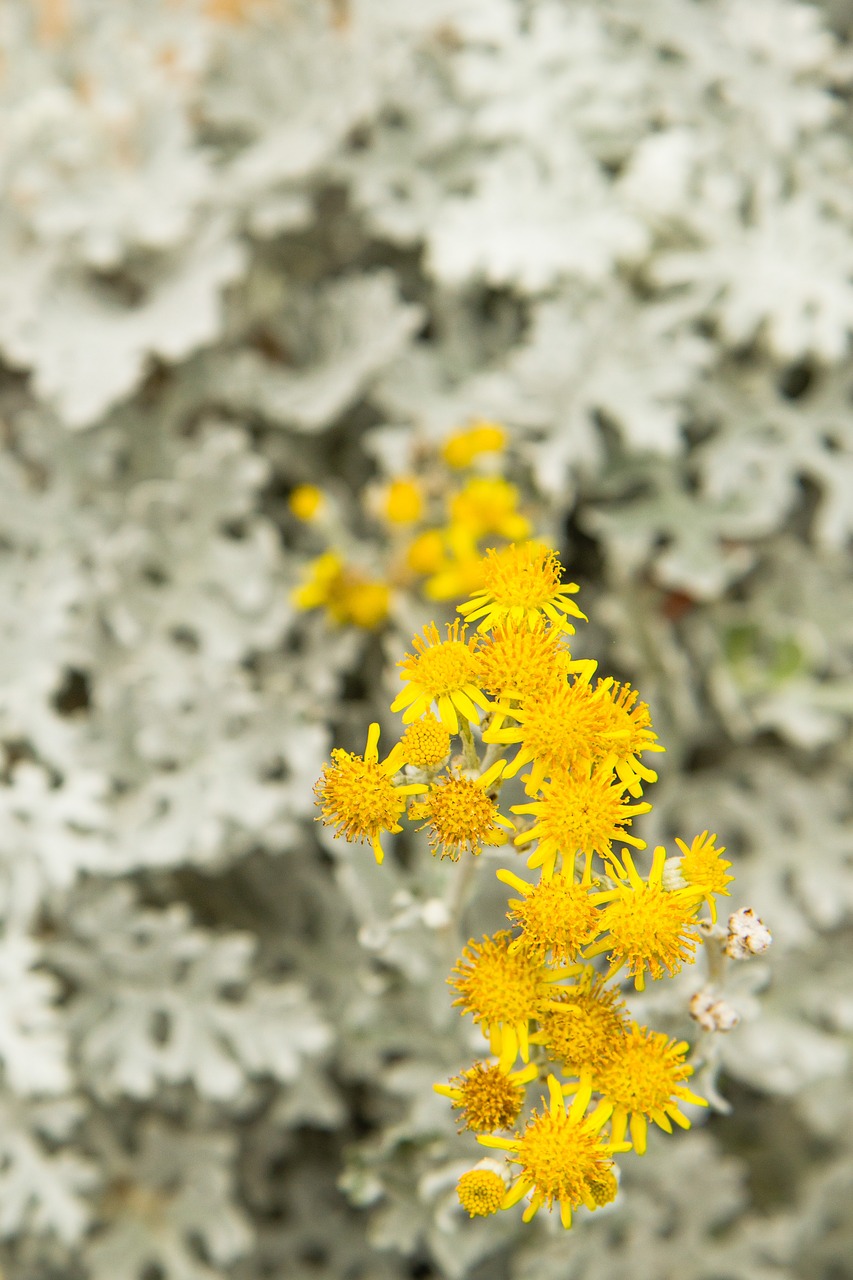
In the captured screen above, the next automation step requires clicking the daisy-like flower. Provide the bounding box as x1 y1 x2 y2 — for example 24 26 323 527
314 723 427 864
391 620 491 732
449 931 576 1070
478 1074 630 1228
587 1023 708 1155
456 1165 508 1217
594 679 666 797
663 831 734 922
396 714 452 771
533 967 630 1078
485 672 625 796
587 847 702 989
513 765 652 882
434 1059 539 1132
497 868 601 965
458 542 587 633
475 618 583 704
407 760 514 860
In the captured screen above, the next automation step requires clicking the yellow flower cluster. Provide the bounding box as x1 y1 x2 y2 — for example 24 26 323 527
291 422 534 629
314 541 742 1229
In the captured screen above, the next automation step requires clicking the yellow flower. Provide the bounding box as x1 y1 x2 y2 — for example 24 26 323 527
344 580 391 629
292 553 390 629
594 679 665 797
587 847 702 989
666 831 734 922
449 931 575 1071
478 1074 630 1227
314 723 427 864
485 672 625 796
435 1059 539 1132
405 529 447 576
288 484 325 521
441 420 507 469
456 1167 507 1217
397 714 452 771
497 869 601 965
381 477 424 525
475 618 582 704
458 542 586 634
408 760 513 860
589 1023 708 1154
292 551 345 612
533 967 630 1078
449 476 531 541
513 765 652 883
390 620 491 732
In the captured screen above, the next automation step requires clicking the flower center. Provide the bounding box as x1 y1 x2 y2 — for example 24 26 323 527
517 1108 614 1209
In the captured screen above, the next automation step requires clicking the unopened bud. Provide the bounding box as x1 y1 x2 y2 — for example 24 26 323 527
690 988 740 1032
725 907 772 960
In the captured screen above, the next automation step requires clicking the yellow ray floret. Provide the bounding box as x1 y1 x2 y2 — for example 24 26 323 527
587 847 702 989
434 1059 539 1132
391 620 491 732
449 931 577 1071
408 760 513 860
313 723 427 864
582 1022 708 1155
497 868 601 965
478 1074 629 1227
513 765 652 883
458 542 587 633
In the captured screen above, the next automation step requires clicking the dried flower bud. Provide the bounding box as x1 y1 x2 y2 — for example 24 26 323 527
689 988 740 1032
725 907 772 960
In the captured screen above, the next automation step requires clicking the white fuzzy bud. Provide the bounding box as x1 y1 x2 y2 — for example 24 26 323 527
689 987 740 1032
725 907 772 960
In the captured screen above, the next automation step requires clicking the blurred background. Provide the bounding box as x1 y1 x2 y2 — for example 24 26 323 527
1 1 852 1277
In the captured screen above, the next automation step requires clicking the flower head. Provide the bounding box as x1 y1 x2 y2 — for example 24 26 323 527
391 620 491 732
449 931 571 1070
458 542 586 633
497 869 601 965
479 1075 629 1228
475 619 579 704
486 672 623 795
449 477 531 542
435 1059 538 1132
442 421 507 469
666 831 734 921
591 1023 708 1154
293 552 390 629
381 477 424 525
533 968 630 1078
456 1167 507 1217
314 723 427 864
397 714 452 771
408 760 513 860
587 847 701 989
513 766 651 882
594 679 665 797
288 484 325 521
